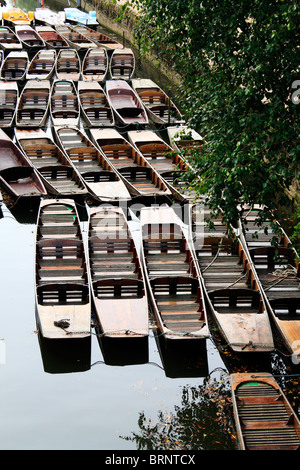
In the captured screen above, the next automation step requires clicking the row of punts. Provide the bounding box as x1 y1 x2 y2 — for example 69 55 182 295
1 6 300 451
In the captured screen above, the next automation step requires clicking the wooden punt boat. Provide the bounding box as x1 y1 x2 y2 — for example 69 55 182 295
0 26 22 50
0 81 18 128
55 24 97 51
128 129 198 201
55 49 81 81
26 49 56 80
50 79 80 127
0 128 46 198
230 372 300 450
2 8 34 26
70 24 123 50
16 79 50 128
190 203 274 353
82 47 108 81
35 198 91 339
15 128 88 198
88 205 148 338
78 81 115 127
35 25 69 49
90 128 172 198
167 125 204 153
239 205 300 360
64 8 98 26
34 7 66 26
105 79 149 126
54 125 131 202
0 50 29 81
131 78 184 125
140 205 209 341
109 48 135 80
15 25 45 51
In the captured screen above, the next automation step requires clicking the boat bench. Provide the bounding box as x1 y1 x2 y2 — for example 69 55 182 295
21 91 49 108
143 237 185 254
0 90 17 108
139 90 166 105
21 143 61 166
0 109 14 126
52 94 78 110
101 144 134 162
208 288 263 313
249 246 296 271
37 238 84 259
37 283 89 305
80 91 107 108
94 278 144 299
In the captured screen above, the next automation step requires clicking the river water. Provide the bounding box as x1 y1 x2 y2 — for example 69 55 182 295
0 0 298 453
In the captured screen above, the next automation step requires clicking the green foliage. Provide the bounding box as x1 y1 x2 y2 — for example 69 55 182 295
126 0 299 229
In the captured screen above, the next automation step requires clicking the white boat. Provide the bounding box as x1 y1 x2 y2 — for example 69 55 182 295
26 49 56 80
55 49 81 81
64 8 98 26
82 47 108 81
34 7 66 26
109 48 135 80
0 25 22 51
16 79 50 128
50 79 80 127
0 81 18 128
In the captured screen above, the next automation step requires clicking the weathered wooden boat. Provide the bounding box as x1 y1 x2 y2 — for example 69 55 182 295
35 25 69 49
140 205 209 341
167 125 204 154
34 7 66 26
82 47 108 81
90 128 172 198
55 49 81 81
50 79 80 127
190 203 274 353
0 128 47 198
131 78 184 125
15 25 46 51
70 24 123 50
2 8 34 26
35 198 91 339
55 24 97 51
26 49 56 80
78 81 115 127
88 205 148 339
15 128 88 198
0 25 22 51
16 79 50 128
0 81 18 128
0 50 29 81
230 372 300 450
64 8 98 26
54 125 131 202
239 205 300 360
128 129 198 201
109 48 135 80
105 79 149 126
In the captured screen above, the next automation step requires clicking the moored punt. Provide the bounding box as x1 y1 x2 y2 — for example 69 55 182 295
34 7 66 26
105 79 149 126
88 206 149 339
90 127 172 198
131 78 184 125
82 47 108 81
2 8 33 26
16 79 50 128
128 129 198 201
70 24 123 50
15 25 45 51
64 8 98 26
26 49 56 80
50 79 80 127
55 24 97 51
0 81 18 128
190 203 274 353
0 50 29 81
167 125 205 154
109 48 135 80
239 205 300 360
0 26 22 50
0 128 46 198
35 198 91 339
140 205 209 341
55 49 81 81
54 125 131 202
78 81 115 127
15 128 88 198
35 25 69 49
230 372 300 450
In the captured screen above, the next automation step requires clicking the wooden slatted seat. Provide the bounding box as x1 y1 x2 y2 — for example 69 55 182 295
94 278 144 299
209 288 262 314
37 283 89 305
